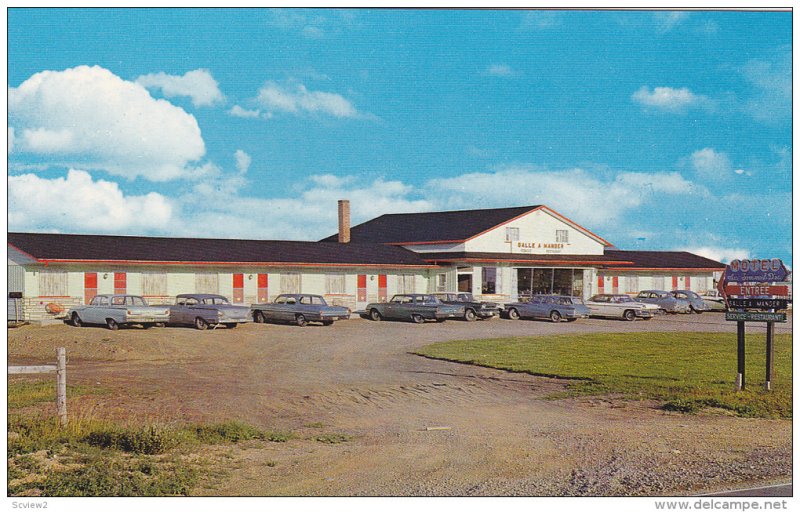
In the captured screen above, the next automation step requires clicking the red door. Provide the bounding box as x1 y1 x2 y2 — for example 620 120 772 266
257 274 268 303
84 273 98 304
612 276 619 294
378 274 387 302
357 274 367 302
685 276 691 290
114 272 126 294
233 274 244 303
597 275 604 293
672 275 679 290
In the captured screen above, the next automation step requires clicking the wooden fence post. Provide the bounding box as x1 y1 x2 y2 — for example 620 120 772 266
56 347 67 427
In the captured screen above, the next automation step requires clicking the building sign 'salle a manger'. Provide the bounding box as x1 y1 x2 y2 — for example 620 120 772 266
515 241 566 254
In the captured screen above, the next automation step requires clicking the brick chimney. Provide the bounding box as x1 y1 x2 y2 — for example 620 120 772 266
338 200 351 243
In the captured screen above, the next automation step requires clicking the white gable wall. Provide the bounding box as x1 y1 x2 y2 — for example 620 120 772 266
465 209 606 255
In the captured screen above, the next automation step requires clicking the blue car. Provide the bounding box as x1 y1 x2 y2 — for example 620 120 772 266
504 295 591 323
250 294 350 327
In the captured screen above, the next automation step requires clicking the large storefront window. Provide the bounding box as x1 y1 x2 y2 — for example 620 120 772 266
517 268 585 298
481 267 497 294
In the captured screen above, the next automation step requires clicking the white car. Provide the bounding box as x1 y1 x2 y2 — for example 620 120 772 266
700 290 727 312
67 294 170 330
585 294 661 321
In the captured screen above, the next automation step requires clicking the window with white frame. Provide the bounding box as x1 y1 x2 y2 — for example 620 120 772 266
39 270 68 296
195 273 219 294
505 227 520 242
556 230 569 243
482 267 497 294
280 272 301 294
435 273 448 292
325 274 346 294
397 274 416 294
652 276 665 290
626 275 639 293
142 272 168 296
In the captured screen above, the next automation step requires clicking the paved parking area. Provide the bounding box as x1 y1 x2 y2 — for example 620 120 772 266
8 313 792 496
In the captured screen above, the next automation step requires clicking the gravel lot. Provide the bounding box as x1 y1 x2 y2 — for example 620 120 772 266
8 313 792 496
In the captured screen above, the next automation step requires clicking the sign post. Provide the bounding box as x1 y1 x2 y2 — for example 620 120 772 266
722 259 789 392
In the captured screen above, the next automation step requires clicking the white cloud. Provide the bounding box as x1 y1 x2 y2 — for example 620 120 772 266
486 64 515 77
8 169 173 233
136 69 224 107
425 166 701 227
256 81 360 118
8 65 206 181
679 246 749 264
228 105 262 118
690 148 735 180
632 86 712 113
654 11 689 33
234 150 251 174
740 51 791 123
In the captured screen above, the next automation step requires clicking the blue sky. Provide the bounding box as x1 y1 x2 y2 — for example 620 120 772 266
7 8 792 265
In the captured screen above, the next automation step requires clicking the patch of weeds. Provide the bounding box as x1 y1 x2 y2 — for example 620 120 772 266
85 424 186 455
663 399 703 414
314 433 352 444
305 422 325 429
8 380 110 410
190 421 291 444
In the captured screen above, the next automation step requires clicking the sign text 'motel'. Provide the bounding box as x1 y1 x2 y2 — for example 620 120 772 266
724 258 788 283
725 311 787 323
723 285 789 297
727 298 788 310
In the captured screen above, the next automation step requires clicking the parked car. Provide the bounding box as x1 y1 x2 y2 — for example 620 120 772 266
670 290 711 313
366 294 464 323
634 290 692 314
585 294 661 321
66 294 170 330
169 293 251 330
700 290 728 312
250 294 350 327
504 295 591 323
431 292 500 321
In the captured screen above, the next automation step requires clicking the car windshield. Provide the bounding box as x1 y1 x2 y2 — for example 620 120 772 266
202 297 229 305
391 296 412 304
456 293 474 302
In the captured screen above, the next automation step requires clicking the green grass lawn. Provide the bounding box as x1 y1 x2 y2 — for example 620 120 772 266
415 332 791 418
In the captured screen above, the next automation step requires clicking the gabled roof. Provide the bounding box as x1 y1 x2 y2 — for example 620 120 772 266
7 233 433 268
603 250 726 271
320 204 611 246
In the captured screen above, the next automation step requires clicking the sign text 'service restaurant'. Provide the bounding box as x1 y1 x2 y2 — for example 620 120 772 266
9 201 728 322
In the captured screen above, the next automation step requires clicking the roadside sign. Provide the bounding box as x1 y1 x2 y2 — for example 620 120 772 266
724 258 788 283
725 311 787 322
724 284 789 297
727 298 788 310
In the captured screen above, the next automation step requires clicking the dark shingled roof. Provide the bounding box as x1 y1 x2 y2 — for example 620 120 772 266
7 233 432 267
603 250 726 270
320 205 543 244
418 252 636 265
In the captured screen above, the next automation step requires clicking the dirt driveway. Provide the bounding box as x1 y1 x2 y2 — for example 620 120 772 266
8 314 792 496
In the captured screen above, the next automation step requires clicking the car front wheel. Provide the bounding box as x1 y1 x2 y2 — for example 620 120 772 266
71 313 83 327
549 311 562 323
507 308 520 320
195 317 208 330
411 314 425 324
295 314 307 327
254 311 266 323
623 310 636 322
106 318 119 331
464 309 477 322
369 309 382 321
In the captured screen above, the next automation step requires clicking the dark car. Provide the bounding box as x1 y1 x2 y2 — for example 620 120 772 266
670 290 710 313
365 294 464 323
250 294 350 327
168 293 251 330
431 292 500 321
504 295 591 323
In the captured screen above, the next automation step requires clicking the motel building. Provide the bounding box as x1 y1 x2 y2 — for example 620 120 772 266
7 201 726 323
